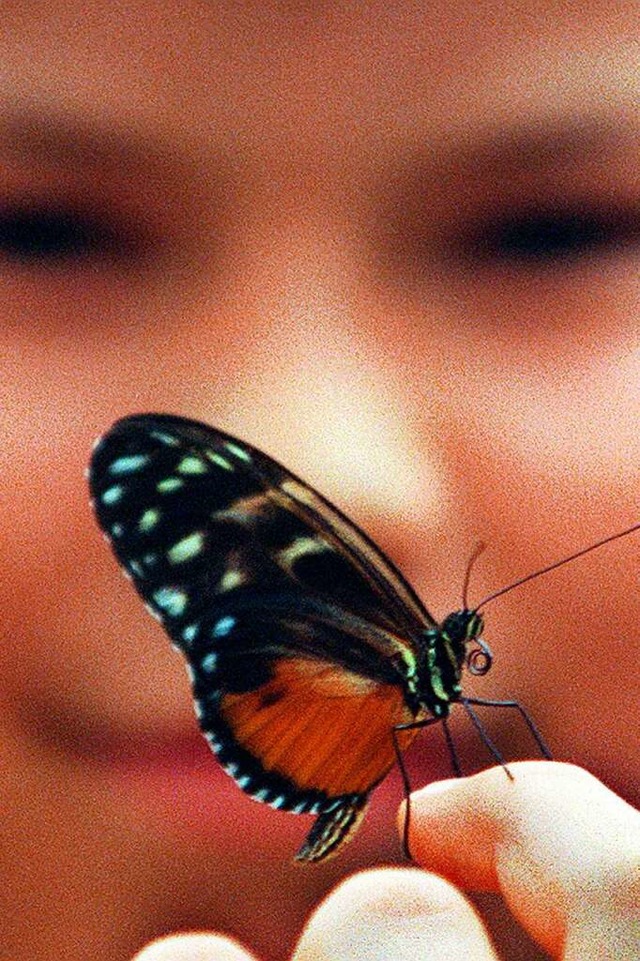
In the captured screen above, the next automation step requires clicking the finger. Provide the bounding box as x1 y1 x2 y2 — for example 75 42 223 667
131 932 259 961
403 761 640 960
293 867 500 960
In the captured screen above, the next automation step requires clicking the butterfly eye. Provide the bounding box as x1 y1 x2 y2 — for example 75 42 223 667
466 638 493 676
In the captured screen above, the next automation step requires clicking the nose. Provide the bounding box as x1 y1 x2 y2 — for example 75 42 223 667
196 211 454 576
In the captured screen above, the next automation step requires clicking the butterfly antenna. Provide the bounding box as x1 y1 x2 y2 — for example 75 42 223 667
475 521 640 612
462 541 486 609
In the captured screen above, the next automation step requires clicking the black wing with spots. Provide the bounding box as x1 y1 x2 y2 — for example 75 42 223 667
88 413 433 861
88 413 435 645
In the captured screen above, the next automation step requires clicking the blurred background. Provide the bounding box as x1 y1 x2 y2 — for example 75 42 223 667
1 3 639 959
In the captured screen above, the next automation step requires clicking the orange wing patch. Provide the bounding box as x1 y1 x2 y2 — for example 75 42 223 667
220 657 420 797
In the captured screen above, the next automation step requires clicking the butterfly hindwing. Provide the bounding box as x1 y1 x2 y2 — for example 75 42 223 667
296 794 370 863
89 413 430 859
191 604 420 781
188 608 420 860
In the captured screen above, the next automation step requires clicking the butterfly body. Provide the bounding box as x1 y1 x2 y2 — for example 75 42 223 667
89 414 489 861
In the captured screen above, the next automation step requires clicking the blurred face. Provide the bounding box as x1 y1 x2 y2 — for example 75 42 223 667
1 3 639 960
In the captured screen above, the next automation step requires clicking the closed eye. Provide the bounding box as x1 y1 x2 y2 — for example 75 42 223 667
471 207 640 264
0 205 137 262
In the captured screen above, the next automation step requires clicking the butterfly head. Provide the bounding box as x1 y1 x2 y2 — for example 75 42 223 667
440 608 492 677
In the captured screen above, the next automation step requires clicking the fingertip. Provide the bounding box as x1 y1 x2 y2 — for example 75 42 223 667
328 866 471 917
131 932 258 961
293 868 497 960
398 773 498 889
407 761 639 869
400 761 640 956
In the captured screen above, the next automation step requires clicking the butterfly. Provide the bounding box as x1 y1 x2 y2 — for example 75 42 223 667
89 413 553 863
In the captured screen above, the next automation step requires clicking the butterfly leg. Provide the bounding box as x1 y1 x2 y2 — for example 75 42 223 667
460 698 513 779
441 716 462 778
392 715 451 861
462 696 553 760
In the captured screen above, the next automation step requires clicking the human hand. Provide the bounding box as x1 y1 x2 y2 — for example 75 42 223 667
131 762 640 960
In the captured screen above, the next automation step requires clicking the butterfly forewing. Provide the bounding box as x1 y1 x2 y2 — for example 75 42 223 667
89 413 430 860
89 414 434 640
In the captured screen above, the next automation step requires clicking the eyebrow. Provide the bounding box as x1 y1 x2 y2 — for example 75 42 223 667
441 113 640 179
372 111 640 212
0 106 187 174
1 104 637 184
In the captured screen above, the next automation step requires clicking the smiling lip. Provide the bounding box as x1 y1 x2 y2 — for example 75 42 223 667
73 713 459 833
65 718 220 784
90 719 460 791
78 725 244 832
96 728 213 770
80 727 466 855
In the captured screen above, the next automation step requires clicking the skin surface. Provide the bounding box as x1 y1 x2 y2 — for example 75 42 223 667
1 3 639 959
133 764 640 961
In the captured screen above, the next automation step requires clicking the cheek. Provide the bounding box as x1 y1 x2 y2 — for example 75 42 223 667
0 325 220 735
0 456 195 735
411 330 640 799
480 352 639 498
492 577 639 807
423 312 640 537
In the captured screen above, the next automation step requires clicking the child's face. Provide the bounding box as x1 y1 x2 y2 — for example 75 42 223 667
2 3 639 959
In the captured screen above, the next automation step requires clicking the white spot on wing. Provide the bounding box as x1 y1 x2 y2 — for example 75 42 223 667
109 454 149 475
200 651 218 673
157 477 184 494
205 732 223 753
138 508 160 533
218 568 245 592
212 615 236 638
167 531 205 564
101 484 124 505
177 455 208 475
144 602 163 623
150 429 179 446
152 586 188 617
224 441 252 463
277 535 331 570
182 622 199 644
205 450 234 471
